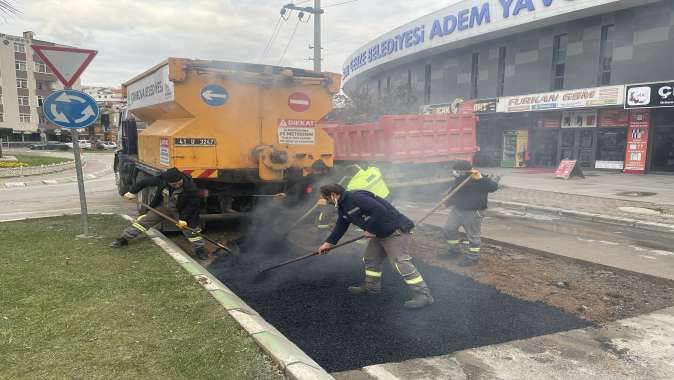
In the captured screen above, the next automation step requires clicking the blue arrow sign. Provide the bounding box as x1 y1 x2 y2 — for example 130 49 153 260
43 90 100 129
200 84 229 106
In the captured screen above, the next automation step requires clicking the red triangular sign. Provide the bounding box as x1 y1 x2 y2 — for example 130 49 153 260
31 45 97 88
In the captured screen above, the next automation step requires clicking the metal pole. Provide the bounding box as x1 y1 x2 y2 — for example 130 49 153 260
71 128 89 235
314 0 321 72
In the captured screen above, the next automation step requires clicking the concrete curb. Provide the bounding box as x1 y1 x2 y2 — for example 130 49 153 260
120 214 334 380
490 200 674 234
0 164 113 189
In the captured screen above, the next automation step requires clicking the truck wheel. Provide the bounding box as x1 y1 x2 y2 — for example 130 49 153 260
135 172 156 214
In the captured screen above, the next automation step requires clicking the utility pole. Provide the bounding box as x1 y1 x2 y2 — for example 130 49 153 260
313 0 321 72
282 1 324 72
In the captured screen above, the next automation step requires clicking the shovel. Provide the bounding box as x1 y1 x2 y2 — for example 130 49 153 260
257 235 366 274
415 175 473 225
137 201 237 256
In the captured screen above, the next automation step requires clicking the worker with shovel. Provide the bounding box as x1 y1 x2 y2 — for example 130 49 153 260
110 168 208 260
441 160 499 266
318 184 434 309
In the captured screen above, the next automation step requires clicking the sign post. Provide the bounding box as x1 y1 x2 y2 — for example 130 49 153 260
32 45 98 235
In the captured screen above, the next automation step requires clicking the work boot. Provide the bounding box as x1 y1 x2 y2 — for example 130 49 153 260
110 237 128 248
347 284 381 295
458 255 479 267
194 247 209 260
439 245 462 260
404 289 434 309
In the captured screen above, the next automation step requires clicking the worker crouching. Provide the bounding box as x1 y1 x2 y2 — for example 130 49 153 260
318 184 434 309
110 168 208 260
441 161 499 266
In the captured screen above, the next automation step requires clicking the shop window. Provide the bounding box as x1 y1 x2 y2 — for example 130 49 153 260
599 25 614 85
470 53 479 99
386 76 391 94
497 47 506 97
596 129 626 162
551 34 567 90
424 64 431 104
377 79 381 98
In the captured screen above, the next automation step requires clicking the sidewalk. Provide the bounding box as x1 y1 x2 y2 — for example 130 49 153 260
335 305 674 379
480 168 674 229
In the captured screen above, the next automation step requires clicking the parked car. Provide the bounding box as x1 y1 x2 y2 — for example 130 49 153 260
65 140 92 149
94 141 117 150
29 141 69 151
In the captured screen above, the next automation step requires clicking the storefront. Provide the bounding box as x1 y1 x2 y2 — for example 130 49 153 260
625 80 674 173
496 85 626 170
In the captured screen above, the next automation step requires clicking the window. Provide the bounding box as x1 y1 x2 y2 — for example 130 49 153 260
38 113 45 124
18 96 30 106
497 47 507 97
35 61 49 73
16 79 28 88
15 60 27 71
13 42 25 53
424 64 432 104
37 96 44 107
470 53 479 99
386 76 391 93
0 113 4 123
19 114 31 123
407 69 412 104
551 34 568 90
377 79 382 98
0 94 3 104
598 25 614 85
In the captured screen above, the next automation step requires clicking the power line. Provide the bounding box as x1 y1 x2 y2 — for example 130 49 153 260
278 18 302 65
259 15 285 62
324 0 359 8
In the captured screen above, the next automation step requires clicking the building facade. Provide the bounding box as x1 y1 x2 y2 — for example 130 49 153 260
0 31 80 143
82 86 124 143
342 0 674 173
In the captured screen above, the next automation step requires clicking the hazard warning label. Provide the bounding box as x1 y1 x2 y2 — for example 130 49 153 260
278 119 316 145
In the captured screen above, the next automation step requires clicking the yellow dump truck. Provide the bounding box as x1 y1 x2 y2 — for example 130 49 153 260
114 58 340 217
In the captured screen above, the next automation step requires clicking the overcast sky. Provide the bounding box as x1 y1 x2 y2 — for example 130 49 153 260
1 0 459 87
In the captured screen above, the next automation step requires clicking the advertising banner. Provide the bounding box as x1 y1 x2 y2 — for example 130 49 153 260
498 85 624 113
625 81 674 109
624 110 651 174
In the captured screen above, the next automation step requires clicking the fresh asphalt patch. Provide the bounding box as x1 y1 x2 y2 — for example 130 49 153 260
209 238 592 372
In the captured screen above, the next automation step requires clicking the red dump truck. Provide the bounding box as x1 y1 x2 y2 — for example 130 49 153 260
321 110 478 182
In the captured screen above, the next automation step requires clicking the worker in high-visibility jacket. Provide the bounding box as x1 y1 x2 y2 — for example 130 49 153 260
316 164 390 239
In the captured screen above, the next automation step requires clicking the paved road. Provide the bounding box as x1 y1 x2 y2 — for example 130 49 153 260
0 153 134 221
396 201 674 281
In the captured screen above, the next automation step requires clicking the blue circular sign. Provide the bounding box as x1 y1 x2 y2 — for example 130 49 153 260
43 90 100 129
200 84 229 106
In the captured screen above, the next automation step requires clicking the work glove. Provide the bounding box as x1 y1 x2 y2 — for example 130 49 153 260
363 231 376 239
176 220 188 230
317 198 328 206
123 192 137 201
318 242 334 255
274 193 287 200
470 170 482 180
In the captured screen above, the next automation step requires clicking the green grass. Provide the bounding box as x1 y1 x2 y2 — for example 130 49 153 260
14 154 72 166
0 215 283 380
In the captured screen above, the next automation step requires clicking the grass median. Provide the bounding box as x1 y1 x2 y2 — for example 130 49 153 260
0 215 283 379
13 154 72 166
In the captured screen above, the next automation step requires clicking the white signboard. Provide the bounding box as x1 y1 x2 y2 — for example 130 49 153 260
342 0 656 84
561 110 597 128
595 160 624 169
278 119 316 145
498 85 624 113
127 65 174 110
159 137 170 166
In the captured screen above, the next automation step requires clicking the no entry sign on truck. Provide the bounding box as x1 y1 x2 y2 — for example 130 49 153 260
288 92 311 112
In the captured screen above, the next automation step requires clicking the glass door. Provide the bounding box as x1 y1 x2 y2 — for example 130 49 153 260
558 129 597 168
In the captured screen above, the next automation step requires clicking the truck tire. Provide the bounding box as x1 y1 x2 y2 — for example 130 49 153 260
116 160 134 196
135 171 157 214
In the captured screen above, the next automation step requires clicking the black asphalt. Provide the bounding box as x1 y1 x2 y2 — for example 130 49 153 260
209 237 592 373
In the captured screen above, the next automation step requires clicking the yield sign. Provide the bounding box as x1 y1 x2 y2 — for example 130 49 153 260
31 45 97 88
